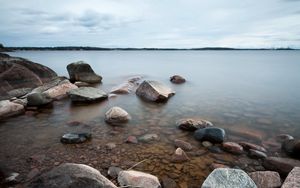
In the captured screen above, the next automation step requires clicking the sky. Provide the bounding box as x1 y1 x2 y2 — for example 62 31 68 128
0 0 300 48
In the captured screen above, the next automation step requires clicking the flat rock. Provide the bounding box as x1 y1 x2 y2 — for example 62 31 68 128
174 139 193 151
239 142 267 153
67 87 108 102
27 92 52 106
176 118 213 131
136 80 175 102
281 167 300 188
222 142 244 155
263 157 300 176
67 61 102 83
171 148 190 162
0 100 24 119
249 171 281 188
118 170 161 188
201 168 257 188
60 133 91 144
170 75 186 84
194 127 226 144
28 163 117 188
44 80 78 99
105 106 131 124
138 134 159 143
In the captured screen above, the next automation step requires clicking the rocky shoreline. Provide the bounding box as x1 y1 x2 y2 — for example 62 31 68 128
0 52 299 187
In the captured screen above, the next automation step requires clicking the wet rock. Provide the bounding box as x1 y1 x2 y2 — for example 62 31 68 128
60 133 91 144
202 141 213 148
208 146 223 153
118 170 161 188
281 167 300 188
249 171 281 188
28 163 117 188
201 168 257 188
67 61 102 83
27 92 52 106
74 81 90 87
176 118 213 131
105 106 131 124
108 166 123 179
136 80 175 102
222 142 244 155
194 127 226 144
0 100 24 119
171 148 190 162
170 75 186 84
110 82 135 94
161 176 177 188
174 139 193 151
282 139 300 159
125 136 138 144
239 142 267 153
106 142 117 150
263 157 300 176
138 134 159 143
277 134 294 142
67 87 108 102
248 149 267 159
43 79 78 99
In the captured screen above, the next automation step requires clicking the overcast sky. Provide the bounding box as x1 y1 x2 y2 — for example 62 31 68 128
1 0 300 48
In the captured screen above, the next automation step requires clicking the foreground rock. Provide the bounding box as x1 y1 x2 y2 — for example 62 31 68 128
43 79 78 99
136 80 175 102
28 163 117 188
27 92 52 106
170 75 186 84
60 133 91 144
0 100 24 119
176 118 213 131
249 171 281 188
282 139 300 159
263 157 300 176
67 61 102 83
118 170 161 188
281 167 300 188
194 127 226 144
201 168 257 188
105 107 131 124
222 142 244 155
67 87 108 102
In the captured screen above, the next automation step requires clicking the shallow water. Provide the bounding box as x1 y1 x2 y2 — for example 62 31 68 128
1 50 300 186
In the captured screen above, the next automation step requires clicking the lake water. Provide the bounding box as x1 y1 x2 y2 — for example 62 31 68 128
1 50 300 187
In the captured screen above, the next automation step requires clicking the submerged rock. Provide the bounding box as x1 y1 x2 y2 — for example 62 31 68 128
136 80 175 102
282 139 300 159
125 136 138 144
60 133 91 144
105 106 131 124
28 163 117 188
27 92 52 106
67 87 108 102
0 100 24 119
67 61 102 83
176 118 213 131
118 170 161 188
138 134 159 143
248 149 267 159
249 171 281 188
222 142 244 155
171 148 190 162
170 75 186 84
281 167 300 188
239 142 267 153
263 157 300 176
110 82 135 94
194 127 226 144
174 139 193 151
201 168 257 188
43 80 78 99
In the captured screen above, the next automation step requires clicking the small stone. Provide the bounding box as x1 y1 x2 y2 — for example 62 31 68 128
105 106 131 125
108 166 123 179
60 133 91 144
277 134 294 142
138 134 159 143
281 167 300 188
194 127 226 144
171 148 190 163
174 139 193 151
74 81 90 87
222 142 244 155
106 143 117 150
239 142 267 153
249 171 281 188
125 136 138 144
170 75 186 84
208 146 223 154
176 118 213 131
202 141 213 148
248 149 267 159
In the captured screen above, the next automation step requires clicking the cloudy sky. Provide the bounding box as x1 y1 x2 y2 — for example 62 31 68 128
1 0 300 48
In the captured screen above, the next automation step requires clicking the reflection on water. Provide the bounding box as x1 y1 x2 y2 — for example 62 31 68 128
1 50 300 186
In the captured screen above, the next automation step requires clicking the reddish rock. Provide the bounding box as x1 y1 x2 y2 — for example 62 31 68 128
222 142 244 154
282 167 300 188
263 157 300 176
174 139 193 151
228 127 266 142
170 75 186 84
171 148 190 163
125 136 138 144
249 171 281 188
239 142 267 153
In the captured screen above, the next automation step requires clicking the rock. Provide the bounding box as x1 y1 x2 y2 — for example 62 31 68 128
161 176 177 188
27 168 40 180
108 166 123 179
136 80 175 102
105 107 131 124
277 134 294 142
202 141 213 148
171 148 190 162
176 118 213 131
4 172 20 185
12 98 27 106
128 76 142 83
282 139 300 159
67 87 108 102
174 139 193 151
281 167 300 188
106 143 117 150
222 142 244 155
0 100 24 119
249 171 281 188
43 80 78 99
27 92 52 106
110 82 135 94
138 134 159 143
60 133 91 144
239 142 267 153
201 168 257 188
208 146 223 153
7 88 32 98
125 136 138 144
28 163 117 188
170 75 186 84
248 149 267 159
74 81 90 87
194 127 226 144
263 157 300 176
66 61 102 83
118 170 161 188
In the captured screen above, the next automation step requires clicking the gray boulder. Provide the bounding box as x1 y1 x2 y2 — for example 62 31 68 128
67 87 108 102
27 92 52 106
27 163 117 188
201 168 257 188
0 100 24 119
105 106 131 124
118 170 161 188
67 61 102 83
136 80 175 102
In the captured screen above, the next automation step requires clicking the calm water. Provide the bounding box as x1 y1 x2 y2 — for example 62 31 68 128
1 50 300 186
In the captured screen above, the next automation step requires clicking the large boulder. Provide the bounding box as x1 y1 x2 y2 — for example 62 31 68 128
201 168 257 188
27 92 52 106
105 107 131 125
194 127 226 144
281 167 300 188
67 61 102 83
263 157 300 177
118 170 161 188
27 163 117 188
0 100 24 119
43 80 78 99
249 171 281 188
282 139 300 159
176 118 213 131
136 80 175 102
67 87 108 102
